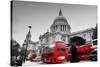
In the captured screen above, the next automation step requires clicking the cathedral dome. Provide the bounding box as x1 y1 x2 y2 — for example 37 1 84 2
53 9 68 25
52 9 70 29
50 9 71 35
53 16 68 25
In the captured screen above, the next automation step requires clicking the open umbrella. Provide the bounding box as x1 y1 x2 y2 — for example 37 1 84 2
70 36 86 46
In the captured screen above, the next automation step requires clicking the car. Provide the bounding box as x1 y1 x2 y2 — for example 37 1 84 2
90 48 97 61
31 56 41 62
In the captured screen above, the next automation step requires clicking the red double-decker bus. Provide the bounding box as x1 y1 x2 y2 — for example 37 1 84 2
41 41 69 63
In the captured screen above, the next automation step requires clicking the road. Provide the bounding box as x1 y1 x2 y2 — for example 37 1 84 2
22 61 46 66
22 60 96 66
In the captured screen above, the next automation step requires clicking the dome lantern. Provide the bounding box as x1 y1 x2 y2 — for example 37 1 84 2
59 9 63 16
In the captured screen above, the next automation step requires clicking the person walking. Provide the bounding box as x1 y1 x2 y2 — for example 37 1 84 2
70 42 80 63
70 36 86 63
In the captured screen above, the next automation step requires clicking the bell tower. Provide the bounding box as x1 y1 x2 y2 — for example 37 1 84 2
24 26 32 45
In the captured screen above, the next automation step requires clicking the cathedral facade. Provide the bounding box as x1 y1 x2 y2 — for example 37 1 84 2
39 9 95 47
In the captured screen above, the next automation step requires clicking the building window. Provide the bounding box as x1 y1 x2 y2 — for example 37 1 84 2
55 34 61 41
54 26 55 32
83 34 86 37
93 40 97 45
56 25 57 31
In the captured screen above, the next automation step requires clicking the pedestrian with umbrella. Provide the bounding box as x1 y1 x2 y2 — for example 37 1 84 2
70 36 86 63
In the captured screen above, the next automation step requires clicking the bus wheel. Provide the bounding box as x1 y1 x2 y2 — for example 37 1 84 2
50 59 53 64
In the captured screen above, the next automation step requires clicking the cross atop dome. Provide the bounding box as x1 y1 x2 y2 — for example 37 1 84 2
59 9 63 16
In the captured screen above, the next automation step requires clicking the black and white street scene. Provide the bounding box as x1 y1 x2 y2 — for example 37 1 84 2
11 1 97 66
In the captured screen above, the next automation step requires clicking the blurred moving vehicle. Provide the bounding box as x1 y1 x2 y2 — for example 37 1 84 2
80 54 91 60
31 54 37 61
77 44 97 61
77 44 92 60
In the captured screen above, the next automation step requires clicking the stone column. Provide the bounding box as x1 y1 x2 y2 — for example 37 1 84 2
65 25 66 31
62 25 63 31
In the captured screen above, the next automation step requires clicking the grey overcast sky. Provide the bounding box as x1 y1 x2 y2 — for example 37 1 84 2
12 1 97 45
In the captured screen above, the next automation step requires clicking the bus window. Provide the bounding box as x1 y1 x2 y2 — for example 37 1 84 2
42 53 54 58
44 47 54 51
58 48 65 54
56 41 65 45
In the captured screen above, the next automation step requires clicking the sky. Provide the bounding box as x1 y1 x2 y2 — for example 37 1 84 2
12 1 97 45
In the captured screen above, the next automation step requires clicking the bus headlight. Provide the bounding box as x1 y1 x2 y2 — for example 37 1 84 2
58 56 65 60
